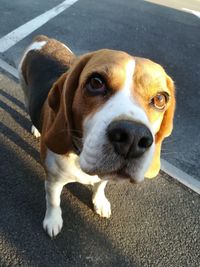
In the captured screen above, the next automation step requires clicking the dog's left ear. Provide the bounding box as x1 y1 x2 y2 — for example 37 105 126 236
145 75 176 178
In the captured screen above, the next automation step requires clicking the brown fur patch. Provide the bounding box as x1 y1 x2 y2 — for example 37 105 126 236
21 35 75 85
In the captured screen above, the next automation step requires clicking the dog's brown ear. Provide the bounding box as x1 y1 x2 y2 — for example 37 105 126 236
156 76 176 142
145 75 176 178
43 53 93 154
48 72 67 113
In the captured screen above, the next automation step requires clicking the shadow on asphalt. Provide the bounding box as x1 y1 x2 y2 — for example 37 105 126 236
0 89 30 132
0 89 26 112
0 121 40 163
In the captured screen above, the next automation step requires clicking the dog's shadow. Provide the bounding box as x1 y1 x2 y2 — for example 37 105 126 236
66 183 94 210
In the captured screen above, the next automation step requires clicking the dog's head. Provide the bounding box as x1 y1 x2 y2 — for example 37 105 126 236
44 49 175 182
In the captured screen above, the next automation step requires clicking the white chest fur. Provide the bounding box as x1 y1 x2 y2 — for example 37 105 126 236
45 149 101 185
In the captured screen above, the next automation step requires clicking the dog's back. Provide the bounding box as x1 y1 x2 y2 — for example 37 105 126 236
18 35 74 131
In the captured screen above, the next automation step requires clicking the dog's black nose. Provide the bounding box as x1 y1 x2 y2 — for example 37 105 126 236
107 120 153 158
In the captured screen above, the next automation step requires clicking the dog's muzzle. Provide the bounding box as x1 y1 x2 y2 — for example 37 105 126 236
80 119 154 183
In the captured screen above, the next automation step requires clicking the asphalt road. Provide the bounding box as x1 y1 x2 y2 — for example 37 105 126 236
0 0 200 266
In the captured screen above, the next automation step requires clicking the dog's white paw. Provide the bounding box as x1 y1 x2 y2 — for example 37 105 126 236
43 207 63 238
31 125 41 138
93 196 111 218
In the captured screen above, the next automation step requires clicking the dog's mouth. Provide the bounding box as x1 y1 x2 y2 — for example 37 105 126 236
83 163 140 184
109 166 137 183
79 145 145 183
116 167 130 179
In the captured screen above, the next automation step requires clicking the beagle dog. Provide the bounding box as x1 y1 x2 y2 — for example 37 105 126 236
19 35 175 237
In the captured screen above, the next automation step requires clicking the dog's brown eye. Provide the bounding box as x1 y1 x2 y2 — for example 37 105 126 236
151 92 169 111
86 75 107 95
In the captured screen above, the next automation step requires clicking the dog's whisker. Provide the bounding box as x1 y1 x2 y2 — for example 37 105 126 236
51 128 83 137
162 139 179 144
66 128 83 134
161 152 179 155
161 149 179 152
72 137 83 146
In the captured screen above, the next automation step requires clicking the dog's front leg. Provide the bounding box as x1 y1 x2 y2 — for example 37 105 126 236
92 180 111 218
43 180 65 238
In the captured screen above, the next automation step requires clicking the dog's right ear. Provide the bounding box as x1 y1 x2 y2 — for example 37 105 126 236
145 75 176 178
43 53 93 154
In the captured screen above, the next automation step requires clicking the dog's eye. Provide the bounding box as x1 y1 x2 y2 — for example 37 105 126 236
150 92 169 111
86 75 107 95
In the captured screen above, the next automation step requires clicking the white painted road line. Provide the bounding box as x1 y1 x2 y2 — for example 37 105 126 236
0 59 199 195
0 58 19 79
0 0 79 53
182 8 200 18
161 159 200 195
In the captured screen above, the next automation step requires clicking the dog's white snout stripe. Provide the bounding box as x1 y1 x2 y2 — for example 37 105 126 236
123 60 135 96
